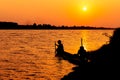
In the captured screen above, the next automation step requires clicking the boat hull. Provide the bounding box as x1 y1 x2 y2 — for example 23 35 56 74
55 51 81 65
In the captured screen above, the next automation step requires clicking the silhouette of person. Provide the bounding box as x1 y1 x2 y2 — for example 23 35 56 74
61 28 120 80
77 38 87 64
56 40 64 55
77 46 87 64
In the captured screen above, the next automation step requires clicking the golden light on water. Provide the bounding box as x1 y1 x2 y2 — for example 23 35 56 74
83 44 87 51
0 30 114 79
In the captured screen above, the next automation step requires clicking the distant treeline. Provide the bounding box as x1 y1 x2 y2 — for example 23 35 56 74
0 21 115 30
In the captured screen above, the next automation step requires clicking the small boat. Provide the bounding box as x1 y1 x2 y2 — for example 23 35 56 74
55 38 88 65
55 51 81 65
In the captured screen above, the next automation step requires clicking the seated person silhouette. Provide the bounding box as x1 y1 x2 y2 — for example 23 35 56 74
61 28 120 80
77 38 87 64
77 46 87 64
56 40 64 55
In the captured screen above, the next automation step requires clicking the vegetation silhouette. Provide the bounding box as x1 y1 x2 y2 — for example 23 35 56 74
59 28 120 80
0 22 18 29
0 21 114 30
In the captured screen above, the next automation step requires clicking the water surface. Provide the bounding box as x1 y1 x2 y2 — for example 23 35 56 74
0 30 113 80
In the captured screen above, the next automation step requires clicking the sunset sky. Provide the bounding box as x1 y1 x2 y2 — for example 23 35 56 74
0 0 120 28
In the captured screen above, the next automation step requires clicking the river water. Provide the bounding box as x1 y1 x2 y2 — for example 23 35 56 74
0 29 113 80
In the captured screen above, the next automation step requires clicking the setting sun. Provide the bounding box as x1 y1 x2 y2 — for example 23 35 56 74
83 6 87 11
0 0 120 28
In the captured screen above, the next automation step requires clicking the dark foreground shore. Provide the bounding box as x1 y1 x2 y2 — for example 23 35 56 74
58 28 120 80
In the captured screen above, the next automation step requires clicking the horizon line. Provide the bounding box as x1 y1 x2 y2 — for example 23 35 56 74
0 21 117 29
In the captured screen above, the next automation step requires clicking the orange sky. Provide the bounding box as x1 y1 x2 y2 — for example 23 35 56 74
0 0 120 28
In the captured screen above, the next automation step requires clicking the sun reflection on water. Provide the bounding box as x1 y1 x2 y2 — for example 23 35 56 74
0 30 114 80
